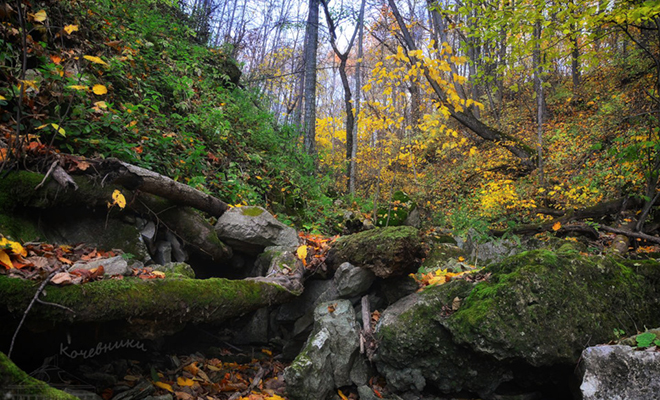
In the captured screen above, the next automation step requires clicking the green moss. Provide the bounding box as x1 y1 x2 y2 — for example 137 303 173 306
0 275 289 328
0 352 77 399
241 206 265 217
441 249 660 365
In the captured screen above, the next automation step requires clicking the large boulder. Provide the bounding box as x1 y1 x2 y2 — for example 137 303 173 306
326 226 424 278
374 246 660 398
215 206 299 252
580 345 660 399
283 300 368 400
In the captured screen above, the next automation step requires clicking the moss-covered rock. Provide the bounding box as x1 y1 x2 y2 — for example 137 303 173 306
0 351 77 399
326 226 424 278
374 247 660 397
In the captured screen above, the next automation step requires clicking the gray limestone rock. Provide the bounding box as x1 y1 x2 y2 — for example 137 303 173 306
70 255 129 276
284 300 365 400
580 345 660 400
334 262 376 298
215 206 299 252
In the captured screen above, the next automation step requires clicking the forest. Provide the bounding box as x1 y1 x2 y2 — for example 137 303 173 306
1 0 660 399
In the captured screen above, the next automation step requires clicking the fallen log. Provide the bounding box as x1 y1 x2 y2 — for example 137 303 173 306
0 274 297 339
97 158 229 217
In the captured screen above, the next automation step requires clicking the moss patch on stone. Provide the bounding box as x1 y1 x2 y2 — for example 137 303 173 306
241 206 265 217
326 226 425 278
0 351 77 399
374 247 660 395
444 248 660 366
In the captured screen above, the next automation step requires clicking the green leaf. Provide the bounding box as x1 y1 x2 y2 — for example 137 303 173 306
635 332 657 348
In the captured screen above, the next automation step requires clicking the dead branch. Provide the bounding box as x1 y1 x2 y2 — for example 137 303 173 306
8 267 63 358
599 225 660 245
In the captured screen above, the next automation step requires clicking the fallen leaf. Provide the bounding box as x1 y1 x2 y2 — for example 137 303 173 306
152 270 166 278
33 9 47 22
51 272 73 285
338 389 349 400
177 376 195 387
64 25 78 34
84 55 108 65
174 392 194 400
552 221 562 231
452 296 461 311
58 256 73 265
154 381 173 392
183 362 199 376
68 85 88 91
50 55 62 64
92 84 108 95
0 250 13 269
296 245 307 266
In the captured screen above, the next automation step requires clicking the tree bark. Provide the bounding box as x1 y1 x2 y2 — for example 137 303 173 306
302 0 319 157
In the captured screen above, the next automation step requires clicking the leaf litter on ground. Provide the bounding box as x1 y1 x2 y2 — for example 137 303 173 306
0 236 164 284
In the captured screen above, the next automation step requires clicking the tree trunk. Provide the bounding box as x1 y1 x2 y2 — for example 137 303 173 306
302 0 319 157
351 2 365 195
533 18 545 185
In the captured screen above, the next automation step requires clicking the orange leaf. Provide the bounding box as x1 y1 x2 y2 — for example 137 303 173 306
338 389 349 400
50 55 62 64
183 362 199 376
552 222 562 231
58 256 73 265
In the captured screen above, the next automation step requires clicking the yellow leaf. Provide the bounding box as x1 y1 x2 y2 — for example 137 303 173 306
264 395 286 400
176 376 194 387
153 381 173 392
552 222 562 231
84 55 108 65
0 250 12 269
68 85 88 91
0 95 6 101
338 390 349 400
64 25 78 35
33 10 47 22
110 189 126 209
296 245 308 266
51 123 66 137
92 84 108 95
94 101 107 109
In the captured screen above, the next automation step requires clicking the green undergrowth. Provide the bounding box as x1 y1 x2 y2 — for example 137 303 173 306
0 0 329 230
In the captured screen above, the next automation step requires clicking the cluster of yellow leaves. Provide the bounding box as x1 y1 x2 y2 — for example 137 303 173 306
0 237 27 269
478 179 536 219
412 264 476 289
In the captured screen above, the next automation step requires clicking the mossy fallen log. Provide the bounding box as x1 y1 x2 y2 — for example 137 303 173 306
0 351 77 399
0 275 294 338
0 170 231 261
